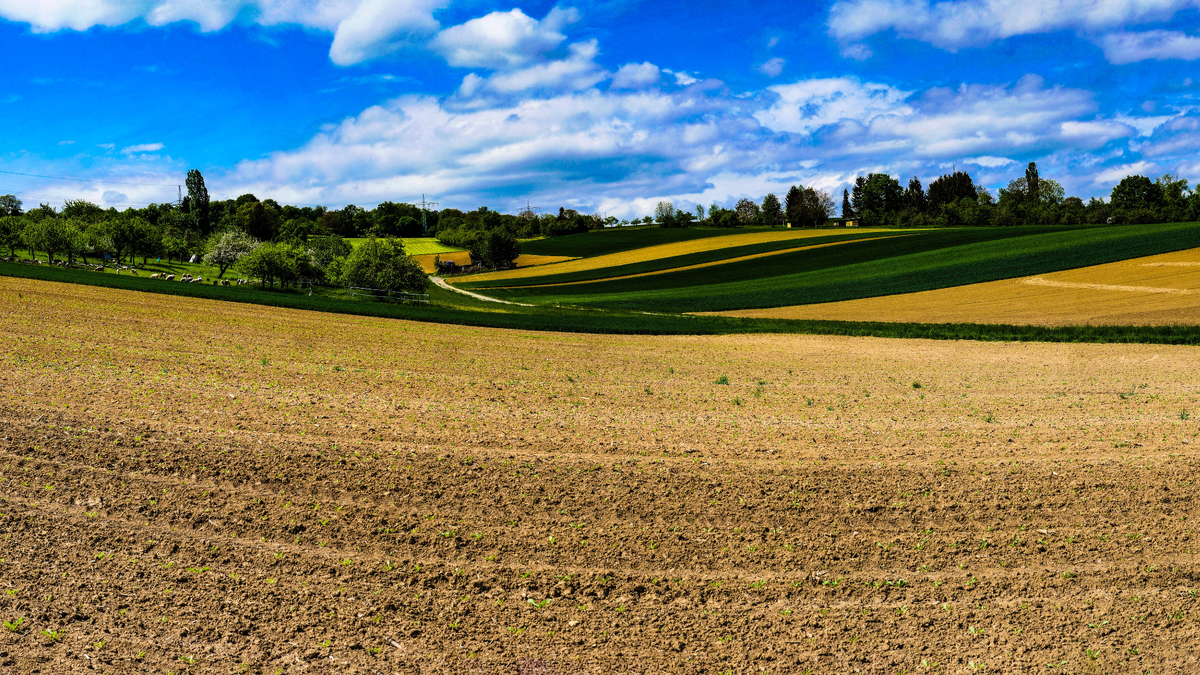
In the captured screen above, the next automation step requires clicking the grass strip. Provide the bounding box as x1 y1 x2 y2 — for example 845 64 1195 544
4 261 1200 344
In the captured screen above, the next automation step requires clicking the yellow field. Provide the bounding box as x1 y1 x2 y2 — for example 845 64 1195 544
410 251 575 273
454 229 892 283
710 247 1200 326
508 235 899 288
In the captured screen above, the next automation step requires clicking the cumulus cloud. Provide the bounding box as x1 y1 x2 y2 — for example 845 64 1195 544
433 7 577 69
611 62 660 89
757 57 785 77
457 40 608 97
755 77 913 135
1091 161 1158 185
0 0 447 65
210 68 1159 217
1100 30 1200 64
219 85 804 216
327 0 444 65
828 0 1200 52
758 75 1136 161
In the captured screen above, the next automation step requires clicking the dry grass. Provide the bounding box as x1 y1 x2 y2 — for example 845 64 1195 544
710 247 1200 326
455 228 892 283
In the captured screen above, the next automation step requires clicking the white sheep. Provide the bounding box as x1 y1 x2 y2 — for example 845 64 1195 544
166 274 175 281
150 273 161 279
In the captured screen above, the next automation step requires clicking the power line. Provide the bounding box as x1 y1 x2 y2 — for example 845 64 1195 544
0 169 179 187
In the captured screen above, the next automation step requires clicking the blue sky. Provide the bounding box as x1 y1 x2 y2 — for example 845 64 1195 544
2 0 1200 218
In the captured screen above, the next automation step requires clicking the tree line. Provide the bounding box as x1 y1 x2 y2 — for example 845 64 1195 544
841 163 1200 227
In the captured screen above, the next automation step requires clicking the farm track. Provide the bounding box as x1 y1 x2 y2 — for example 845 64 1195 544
3 278 1200 673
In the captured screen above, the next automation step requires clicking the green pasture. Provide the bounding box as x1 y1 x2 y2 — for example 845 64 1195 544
480 222 1200 312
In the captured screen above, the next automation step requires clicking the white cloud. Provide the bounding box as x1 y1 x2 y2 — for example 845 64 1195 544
964 155 1015 167
0 0 448 65
58 140 75 146
756 77 913 135
611 62 660 89
1091 161 1157 185
664 69 698 86
457 40 608 96
828 0 1200 51
207 70 1157 216
1115 113 1175 137
1100 30 1200 64
218 86 798 217
121 142 164 154
433 7 577 69
757 57 785 77
327 0 444 65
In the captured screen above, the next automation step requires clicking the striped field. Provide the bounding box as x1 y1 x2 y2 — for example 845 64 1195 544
453 228 893 284
710 247 1200 326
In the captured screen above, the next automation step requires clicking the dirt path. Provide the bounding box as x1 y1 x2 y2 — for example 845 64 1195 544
2 276 1200 673
431 274 533 306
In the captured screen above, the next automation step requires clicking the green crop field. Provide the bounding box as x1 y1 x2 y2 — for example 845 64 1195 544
346 237 464 255
470 222 1200 312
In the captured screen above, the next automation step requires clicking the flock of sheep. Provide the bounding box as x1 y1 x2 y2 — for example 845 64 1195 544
148 273 249 286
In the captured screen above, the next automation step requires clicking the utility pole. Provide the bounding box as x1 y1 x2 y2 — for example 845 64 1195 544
416 193 439 236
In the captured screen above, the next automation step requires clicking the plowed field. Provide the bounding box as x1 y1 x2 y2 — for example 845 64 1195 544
715 247 1200 327
2 277 1200 674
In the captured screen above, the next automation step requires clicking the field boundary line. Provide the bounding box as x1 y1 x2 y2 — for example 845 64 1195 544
431 275 534 306
492 235 904 289
1022 276 1195 295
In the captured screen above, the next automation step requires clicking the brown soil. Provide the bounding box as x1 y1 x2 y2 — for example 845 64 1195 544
2 277 1200 674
